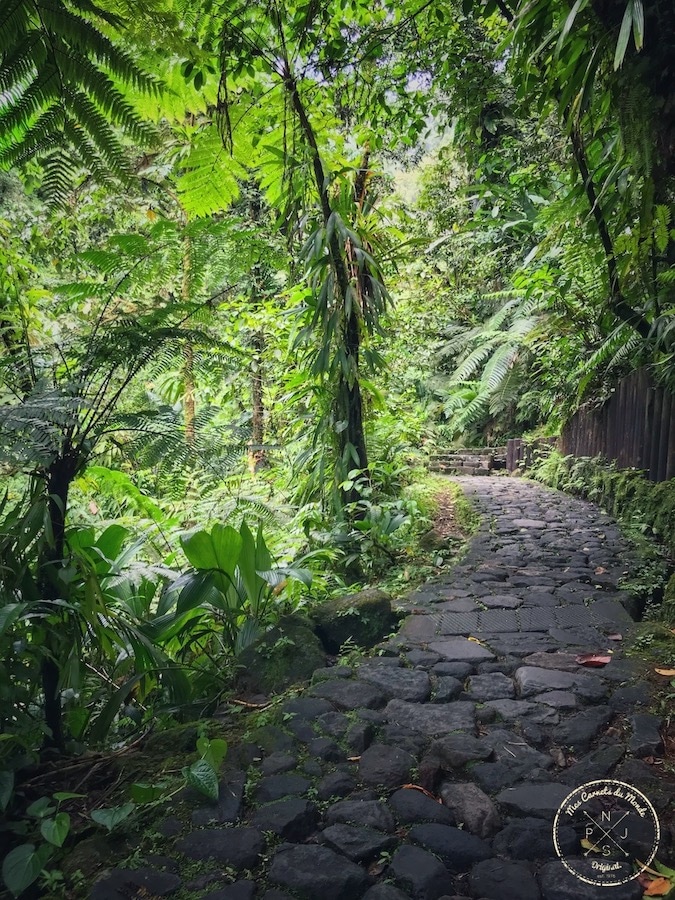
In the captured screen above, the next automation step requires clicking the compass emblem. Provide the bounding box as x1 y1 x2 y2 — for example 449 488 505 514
553 779 661 886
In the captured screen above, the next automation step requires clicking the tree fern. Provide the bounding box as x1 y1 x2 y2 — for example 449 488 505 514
0 0 159 200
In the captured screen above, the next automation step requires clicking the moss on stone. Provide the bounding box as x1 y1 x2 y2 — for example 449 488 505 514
312 588 396 653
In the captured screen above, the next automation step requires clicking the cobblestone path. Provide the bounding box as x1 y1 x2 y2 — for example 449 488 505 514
92 477 674 900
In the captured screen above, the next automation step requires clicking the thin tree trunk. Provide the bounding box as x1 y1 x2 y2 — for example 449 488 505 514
283 68 369 505
182 238 196 446
248 330 266 473
40 450 78 750
184 342 196 447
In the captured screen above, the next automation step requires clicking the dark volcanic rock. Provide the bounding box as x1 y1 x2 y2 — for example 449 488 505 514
628 713 663 757
408 823 491 872
469 858 540 900
496 782 569 818
177 828 263 869
537 860 643 899
492 816 576 860
388 844 454 900
438 782 501 837
388 788 455 826
269 845 370 899
310 678 388 710
90 868 181 899
357 664 431 702
466 672 515 701
253 774 310 803
317 771 356 800
552 706 613 751
384 699 475 735
326 798 396 832
191 770 246 826
250 799 319 841
359 743 415 787
320 823 398 862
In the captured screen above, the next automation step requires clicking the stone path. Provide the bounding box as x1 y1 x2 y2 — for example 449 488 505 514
92 477 674 900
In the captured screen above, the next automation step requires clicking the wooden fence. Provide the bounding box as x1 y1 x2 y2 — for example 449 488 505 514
559 368 675 482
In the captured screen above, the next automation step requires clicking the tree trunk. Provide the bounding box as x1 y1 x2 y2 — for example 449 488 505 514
184 342 196 447
39 450 79 750
248 330 266 474
283 69 369 505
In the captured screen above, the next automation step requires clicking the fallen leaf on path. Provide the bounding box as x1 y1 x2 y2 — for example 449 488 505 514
655 668 675 676
607 633 622 641
642 876 673 896
401 784 441 802
550 747 567 768
468 636 486 646
368 861 386 876
580 838 601 853
594 566 607 574
576 654 612 667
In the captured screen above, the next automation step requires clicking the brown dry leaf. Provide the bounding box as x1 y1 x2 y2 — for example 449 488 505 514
580 838 601 853
368 862 386 877
607 633 623 641
576 653 611 667
347 756 361 762
655 668 675 676
468 636 486 646
643 876 674 896
594 566 607 575
401 784 441 802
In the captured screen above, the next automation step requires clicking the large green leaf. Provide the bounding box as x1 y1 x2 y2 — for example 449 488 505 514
40 813 70 848
2 844 51 897
183 759 219 802
0 771 14 811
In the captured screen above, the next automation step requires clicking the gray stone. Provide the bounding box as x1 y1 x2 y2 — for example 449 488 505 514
317 771 356 800
483 699 559 726
312 666 353 682
384 699 476 735
381 723 429 756
253 774 310 803
357 664 432 702
628 713 663 757
388 845 454 900
481 594 524 608
496 782 569 818
320 823 398 862
559 745 625 785
191 770 246 825
439 782 501 837
532 691 577 709
359 743 415 787
177 828 263 869
282 696 333 719
520 652 580 671
388 788 456 826
269 845 370 900
609 683 650 712
466 673 515 701
308 737 343 761
433 676 463 702
310 678 388 710
537 860 643 899
326 799 396 832
261 752 297 776
420 734 493 788
237 614 325 693
250 799 319 841
90 868 181 899
432 662 475 678
407 649 442 667
515 666 607 701
492 816 576 860
409 824 491 872
429 638 495 662
362 887 410 900
346 721 375 753
470 858 540 900
552 706 612 751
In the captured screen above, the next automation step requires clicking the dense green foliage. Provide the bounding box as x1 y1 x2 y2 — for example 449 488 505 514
1 0 674 892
